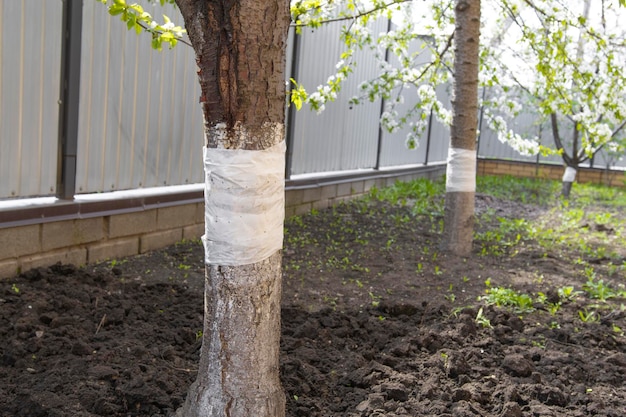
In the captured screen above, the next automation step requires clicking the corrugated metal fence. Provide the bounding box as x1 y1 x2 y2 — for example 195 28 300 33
0 0 63 198
0 0 623 200
76 0 203 194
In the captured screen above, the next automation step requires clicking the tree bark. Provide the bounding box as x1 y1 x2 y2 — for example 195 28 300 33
180 252 285 417
441 0 481 257
174 1 289 416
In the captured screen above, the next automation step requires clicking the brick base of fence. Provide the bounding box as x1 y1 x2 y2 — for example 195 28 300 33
478 159 626 187
0 203 206 280
0 165 446 279
2 160 623 279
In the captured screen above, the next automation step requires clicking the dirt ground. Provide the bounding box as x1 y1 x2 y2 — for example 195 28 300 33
1 189 626 417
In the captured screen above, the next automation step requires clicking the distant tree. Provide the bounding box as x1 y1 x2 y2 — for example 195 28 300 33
441 0 481 255
99 0 290 415
291 0 481 256
481 0 626 197
292 0 626 253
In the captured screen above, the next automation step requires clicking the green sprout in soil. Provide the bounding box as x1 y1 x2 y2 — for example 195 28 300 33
108 259 127 268
558 286 582 301
578 309 600 323
582 269 623 301
475 216 531 256
482 286 535 314
369 291 381 307
323 295 338 309
531 337 546 349
536 292 561 315
475 307 492 328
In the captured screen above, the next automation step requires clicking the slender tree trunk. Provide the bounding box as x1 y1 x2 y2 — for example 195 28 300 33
441 0 481 257
174 1 289 416
559 0 590 199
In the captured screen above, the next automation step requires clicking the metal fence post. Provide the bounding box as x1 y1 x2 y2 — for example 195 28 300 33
56 0 83 200
374 18 393 170
423 108 434 166
285 28 301 180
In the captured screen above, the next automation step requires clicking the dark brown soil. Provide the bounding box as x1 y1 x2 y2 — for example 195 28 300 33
2 192 626 416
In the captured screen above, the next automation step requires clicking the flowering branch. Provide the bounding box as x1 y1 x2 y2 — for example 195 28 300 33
96 0 190 50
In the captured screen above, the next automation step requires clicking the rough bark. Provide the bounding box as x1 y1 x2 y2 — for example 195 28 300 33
173 1 289 416
180 252 285 417
441 0 481 257
562 181 573 198
175 0 289 142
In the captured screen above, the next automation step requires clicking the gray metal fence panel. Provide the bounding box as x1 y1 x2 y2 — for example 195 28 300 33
422 84 452 165
288 20 387 177
379 80 452 167
477 112 540 163
0 0 63 199
2 1 625 201
75 1 204 194
378 36 430 168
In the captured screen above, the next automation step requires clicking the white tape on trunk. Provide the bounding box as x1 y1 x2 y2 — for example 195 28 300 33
445 147 477 192
202 141 285 266
562 166 577 182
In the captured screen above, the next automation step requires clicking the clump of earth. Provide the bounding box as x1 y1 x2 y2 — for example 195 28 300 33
1 192 626 416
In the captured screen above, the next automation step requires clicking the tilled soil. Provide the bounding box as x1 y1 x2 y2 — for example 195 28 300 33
1 193 626 416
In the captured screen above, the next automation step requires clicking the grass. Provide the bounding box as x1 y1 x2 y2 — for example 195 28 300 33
283 174 626 317
476 175 559 205
482 285 536 314
368 177 445 216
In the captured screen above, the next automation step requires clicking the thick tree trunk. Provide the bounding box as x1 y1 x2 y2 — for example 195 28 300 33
441 0 481 257
180 252 285 417
174 1 289 416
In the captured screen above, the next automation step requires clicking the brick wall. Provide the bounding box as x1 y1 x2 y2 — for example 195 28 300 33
0 203 205 279
477 159 626 187
0 165 446 279
284 167 446 216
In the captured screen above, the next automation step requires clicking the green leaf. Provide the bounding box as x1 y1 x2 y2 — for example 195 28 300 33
109 4 124 15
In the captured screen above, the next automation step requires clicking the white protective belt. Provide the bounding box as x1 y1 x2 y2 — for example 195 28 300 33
446 147 477 192
562 166 577 182
202 141 286 266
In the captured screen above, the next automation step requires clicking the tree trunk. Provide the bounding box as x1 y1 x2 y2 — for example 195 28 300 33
174 1 289 416
441 0 481 257
558 0 589 200
561 165 577 199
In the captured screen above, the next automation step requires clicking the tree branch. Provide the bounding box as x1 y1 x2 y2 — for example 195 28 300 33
551 112 574 166
291 0 412 27
612 119 626 137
